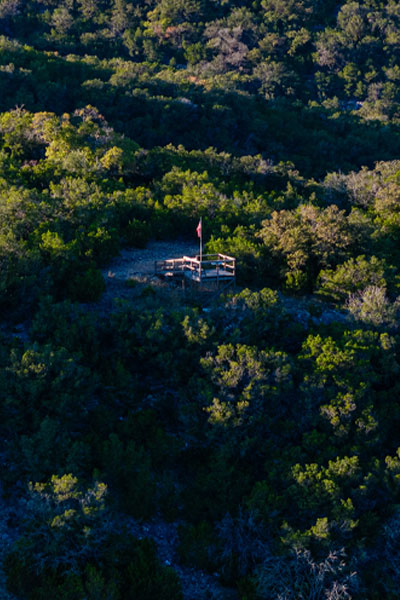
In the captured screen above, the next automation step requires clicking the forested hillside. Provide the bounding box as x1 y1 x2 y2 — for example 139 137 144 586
1 1 400 598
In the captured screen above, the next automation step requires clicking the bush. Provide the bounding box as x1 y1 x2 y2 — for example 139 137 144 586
346 286 399 328
124 218 151 248
66 266 105 302
177 521 216 571
4 475 182 600
317 255 396 304
254 548 359 600
101 434 156 520
284 268 308 294
215 509 270 584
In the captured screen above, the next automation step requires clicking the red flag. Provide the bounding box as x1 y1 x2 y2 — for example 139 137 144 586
196 219 202 238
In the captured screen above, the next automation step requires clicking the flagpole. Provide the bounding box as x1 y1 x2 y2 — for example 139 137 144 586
199 217 202 264
199 217 202 281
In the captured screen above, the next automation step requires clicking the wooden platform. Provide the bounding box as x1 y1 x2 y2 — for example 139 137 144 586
155 253 236 290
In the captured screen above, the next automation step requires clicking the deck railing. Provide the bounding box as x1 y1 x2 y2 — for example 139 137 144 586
155 253 235 281
154 257 186 274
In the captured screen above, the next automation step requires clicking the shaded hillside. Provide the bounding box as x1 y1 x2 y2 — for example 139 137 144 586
1 2 400 600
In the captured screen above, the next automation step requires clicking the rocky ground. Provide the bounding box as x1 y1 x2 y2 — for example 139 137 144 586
95 239 200 314
129 518 238 600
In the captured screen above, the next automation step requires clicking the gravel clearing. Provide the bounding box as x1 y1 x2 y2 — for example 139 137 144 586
93 239 200 314
104 240 199 279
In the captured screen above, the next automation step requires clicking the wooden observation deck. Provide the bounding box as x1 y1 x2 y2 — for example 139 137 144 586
155 253 236 290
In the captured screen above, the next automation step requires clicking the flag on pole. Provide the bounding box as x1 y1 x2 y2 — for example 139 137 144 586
197 218 203 265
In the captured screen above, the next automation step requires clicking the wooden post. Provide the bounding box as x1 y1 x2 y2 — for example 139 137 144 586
199 217 203 262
